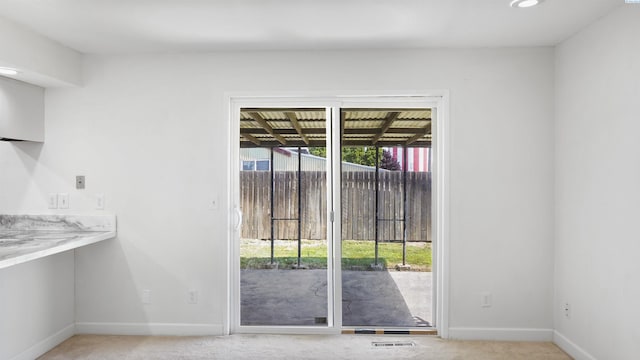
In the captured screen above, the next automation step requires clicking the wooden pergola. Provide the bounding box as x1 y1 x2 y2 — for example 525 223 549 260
240 107 432 269
240 108 432 148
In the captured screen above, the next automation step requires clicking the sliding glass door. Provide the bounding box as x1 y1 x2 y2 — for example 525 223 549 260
340 109 433 328
237 107 334 327
231 99 437 333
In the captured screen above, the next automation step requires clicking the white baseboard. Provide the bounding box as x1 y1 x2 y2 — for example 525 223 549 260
75 322 224 336
448 327 554 341
553 330 597 360
10 323 75 360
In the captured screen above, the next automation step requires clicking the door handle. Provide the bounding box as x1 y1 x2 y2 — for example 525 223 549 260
234 207 243 231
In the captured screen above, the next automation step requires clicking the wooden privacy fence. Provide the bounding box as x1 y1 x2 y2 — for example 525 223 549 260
240 171 432 242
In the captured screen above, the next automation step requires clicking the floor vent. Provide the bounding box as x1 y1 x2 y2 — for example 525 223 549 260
371 341 416 348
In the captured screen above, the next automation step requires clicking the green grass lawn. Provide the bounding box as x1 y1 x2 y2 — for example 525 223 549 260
240 239 431 271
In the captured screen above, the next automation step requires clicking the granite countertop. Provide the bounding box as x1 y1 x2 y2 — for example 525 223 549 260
0 215 116 270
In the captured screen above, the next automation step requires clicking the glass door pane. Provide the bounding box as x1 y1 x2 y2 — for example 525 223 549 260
238 108 329 326
340 108 433 328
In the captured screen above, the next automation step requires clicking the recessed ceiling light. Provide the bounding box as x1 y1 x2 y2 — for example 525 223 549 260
510 0 544 8
0 67 19 76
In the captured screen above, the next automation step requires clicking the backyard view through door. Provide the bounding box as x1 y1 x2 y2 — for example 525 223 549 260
238 107 432 329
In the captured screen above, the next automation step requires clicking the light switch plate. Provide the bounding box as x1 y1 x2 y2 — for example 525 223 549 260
58 193 69 209
48 193 58 209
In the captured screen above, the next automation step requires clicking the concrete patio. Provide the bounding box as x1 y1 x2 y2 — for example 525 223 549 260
241 270 432 328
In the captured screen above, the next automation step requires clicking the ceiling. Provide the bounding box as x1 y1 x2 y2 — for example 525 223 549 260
240 108 432 148
0 0 622 54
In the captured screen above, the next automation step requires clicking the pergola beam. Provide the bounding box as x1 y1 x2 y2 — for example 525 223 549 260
405 121 432 145
405 133 424 146
241 133 261 146
247 112 288 145
372 112 400 144
241 139 432 148
285 112 310 145
241 127 432 136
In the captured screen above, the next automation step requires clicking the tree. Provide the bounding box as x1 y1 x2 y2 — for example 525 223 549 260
341 147 383 167
308 147 326 158
380 149 401 170
309 146 397 169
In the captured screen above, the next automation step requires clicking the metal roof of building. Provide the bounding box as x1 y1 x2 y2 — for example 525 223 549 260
240 108 431 148
240 148 378 172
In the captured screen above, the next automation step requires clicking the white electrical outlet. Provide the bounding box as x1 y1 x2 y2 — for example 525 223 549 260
188 290 199 304
142 290 151 304
58 193 69 209
480 292 492 308
564 302 570 318
48 193 58 209
96 193 105 210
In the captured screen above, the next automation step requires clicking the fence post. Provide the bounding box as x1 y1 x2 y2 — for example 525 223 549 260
374 146 380 266
402 146 408 266
270 148 275 264
296 147 302 267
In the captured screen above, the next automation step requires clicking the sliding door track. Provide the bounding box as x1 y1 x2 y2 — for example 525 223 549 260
342 328 438 335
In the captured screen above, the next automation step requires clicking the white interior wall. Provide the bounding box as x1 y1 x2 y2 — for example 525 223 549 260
554 7 640 360
0 48 555 338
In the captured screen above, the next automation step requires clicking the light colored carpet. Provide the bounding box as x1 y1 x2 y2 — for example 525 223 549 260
39 334 572 360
